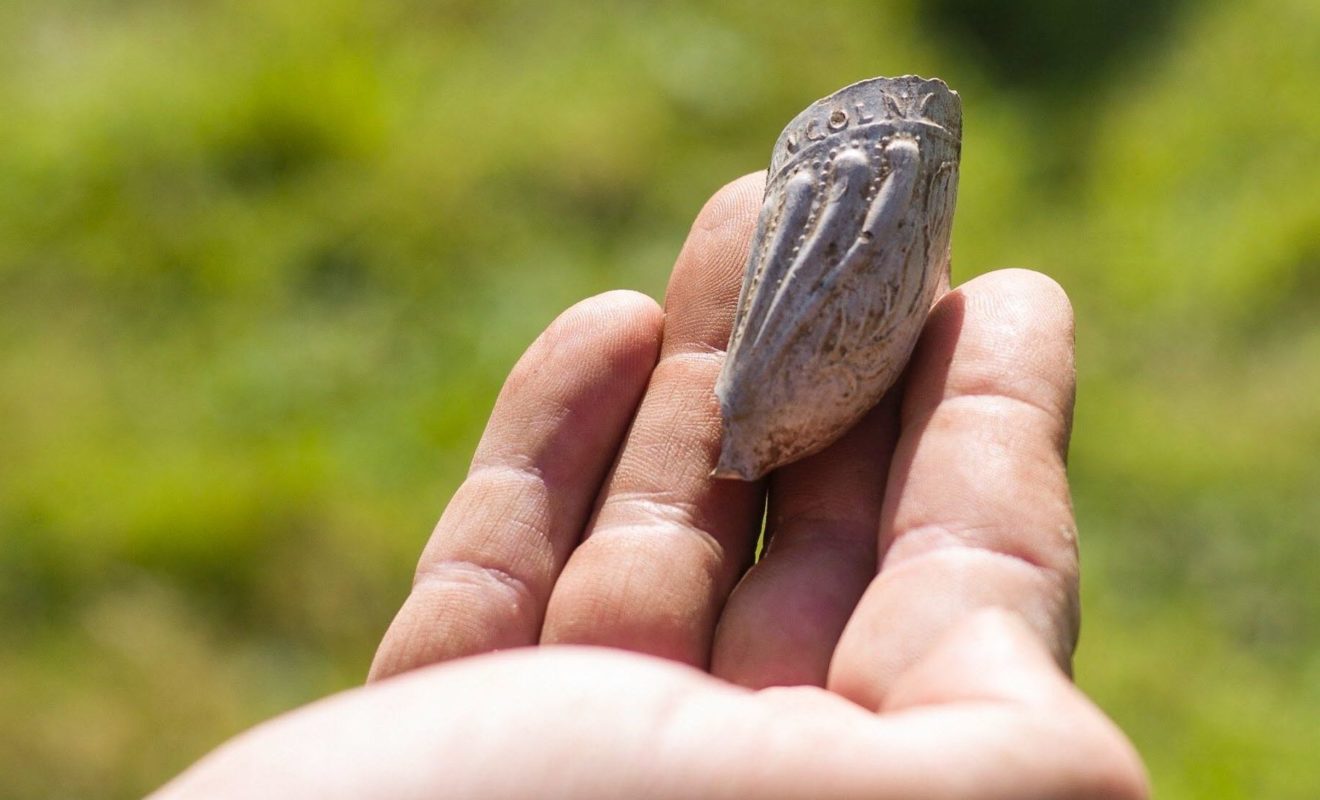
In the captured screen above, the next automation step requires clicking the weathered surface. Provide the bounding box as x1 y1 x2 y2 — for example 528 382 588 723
714 75 962 480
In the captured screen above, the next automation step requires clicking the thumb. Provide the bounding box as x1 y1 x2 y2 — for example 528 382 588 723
881 606 1077 713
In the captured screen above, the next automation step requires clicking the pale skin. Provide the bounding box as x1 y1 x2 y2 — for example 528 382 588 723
155 173 1149 799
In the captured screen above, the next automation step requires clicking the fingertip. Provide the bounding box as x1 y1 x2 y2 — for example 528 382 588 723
909 267 1078 438
690 172 767 236
971 267 1073 313
552 289 664 354
939 268 1075 358
505 290 663 402
583 289 665 367
577 289 664 331
662 172 767 354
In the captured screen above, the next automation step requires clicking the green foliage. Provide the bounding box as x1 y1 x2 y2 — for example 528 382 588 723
1 0 1317 796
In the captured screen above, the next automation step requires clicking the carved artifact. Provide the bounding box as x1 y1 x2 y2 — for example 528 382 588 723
714 75 962 480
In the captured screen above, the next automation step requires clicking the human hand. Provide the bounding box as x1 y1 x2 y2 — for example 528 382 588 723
156 174 1147 799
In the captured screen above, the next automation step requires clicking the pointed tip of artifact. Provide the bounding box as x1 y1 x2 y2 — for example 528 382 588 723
711 421 768 482
711 455 760 482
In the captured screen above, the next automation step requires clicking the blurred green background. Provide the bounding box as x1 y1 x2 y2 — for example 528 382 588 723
1 0 1317 796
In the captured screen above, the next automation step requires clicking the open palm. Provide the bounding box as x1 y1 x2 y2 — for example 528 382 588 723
158 174 1146 799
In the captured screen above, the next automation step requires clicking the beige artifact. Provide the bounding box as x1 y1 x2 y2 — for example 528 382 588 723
714 76 962 480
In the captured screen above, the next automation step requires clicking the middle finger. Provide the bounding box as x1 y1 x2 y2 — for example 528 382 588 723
541 174 766 666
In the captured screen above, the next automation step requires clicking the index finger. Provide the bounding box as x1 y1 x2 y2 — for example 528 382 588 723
829 268 1081 709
